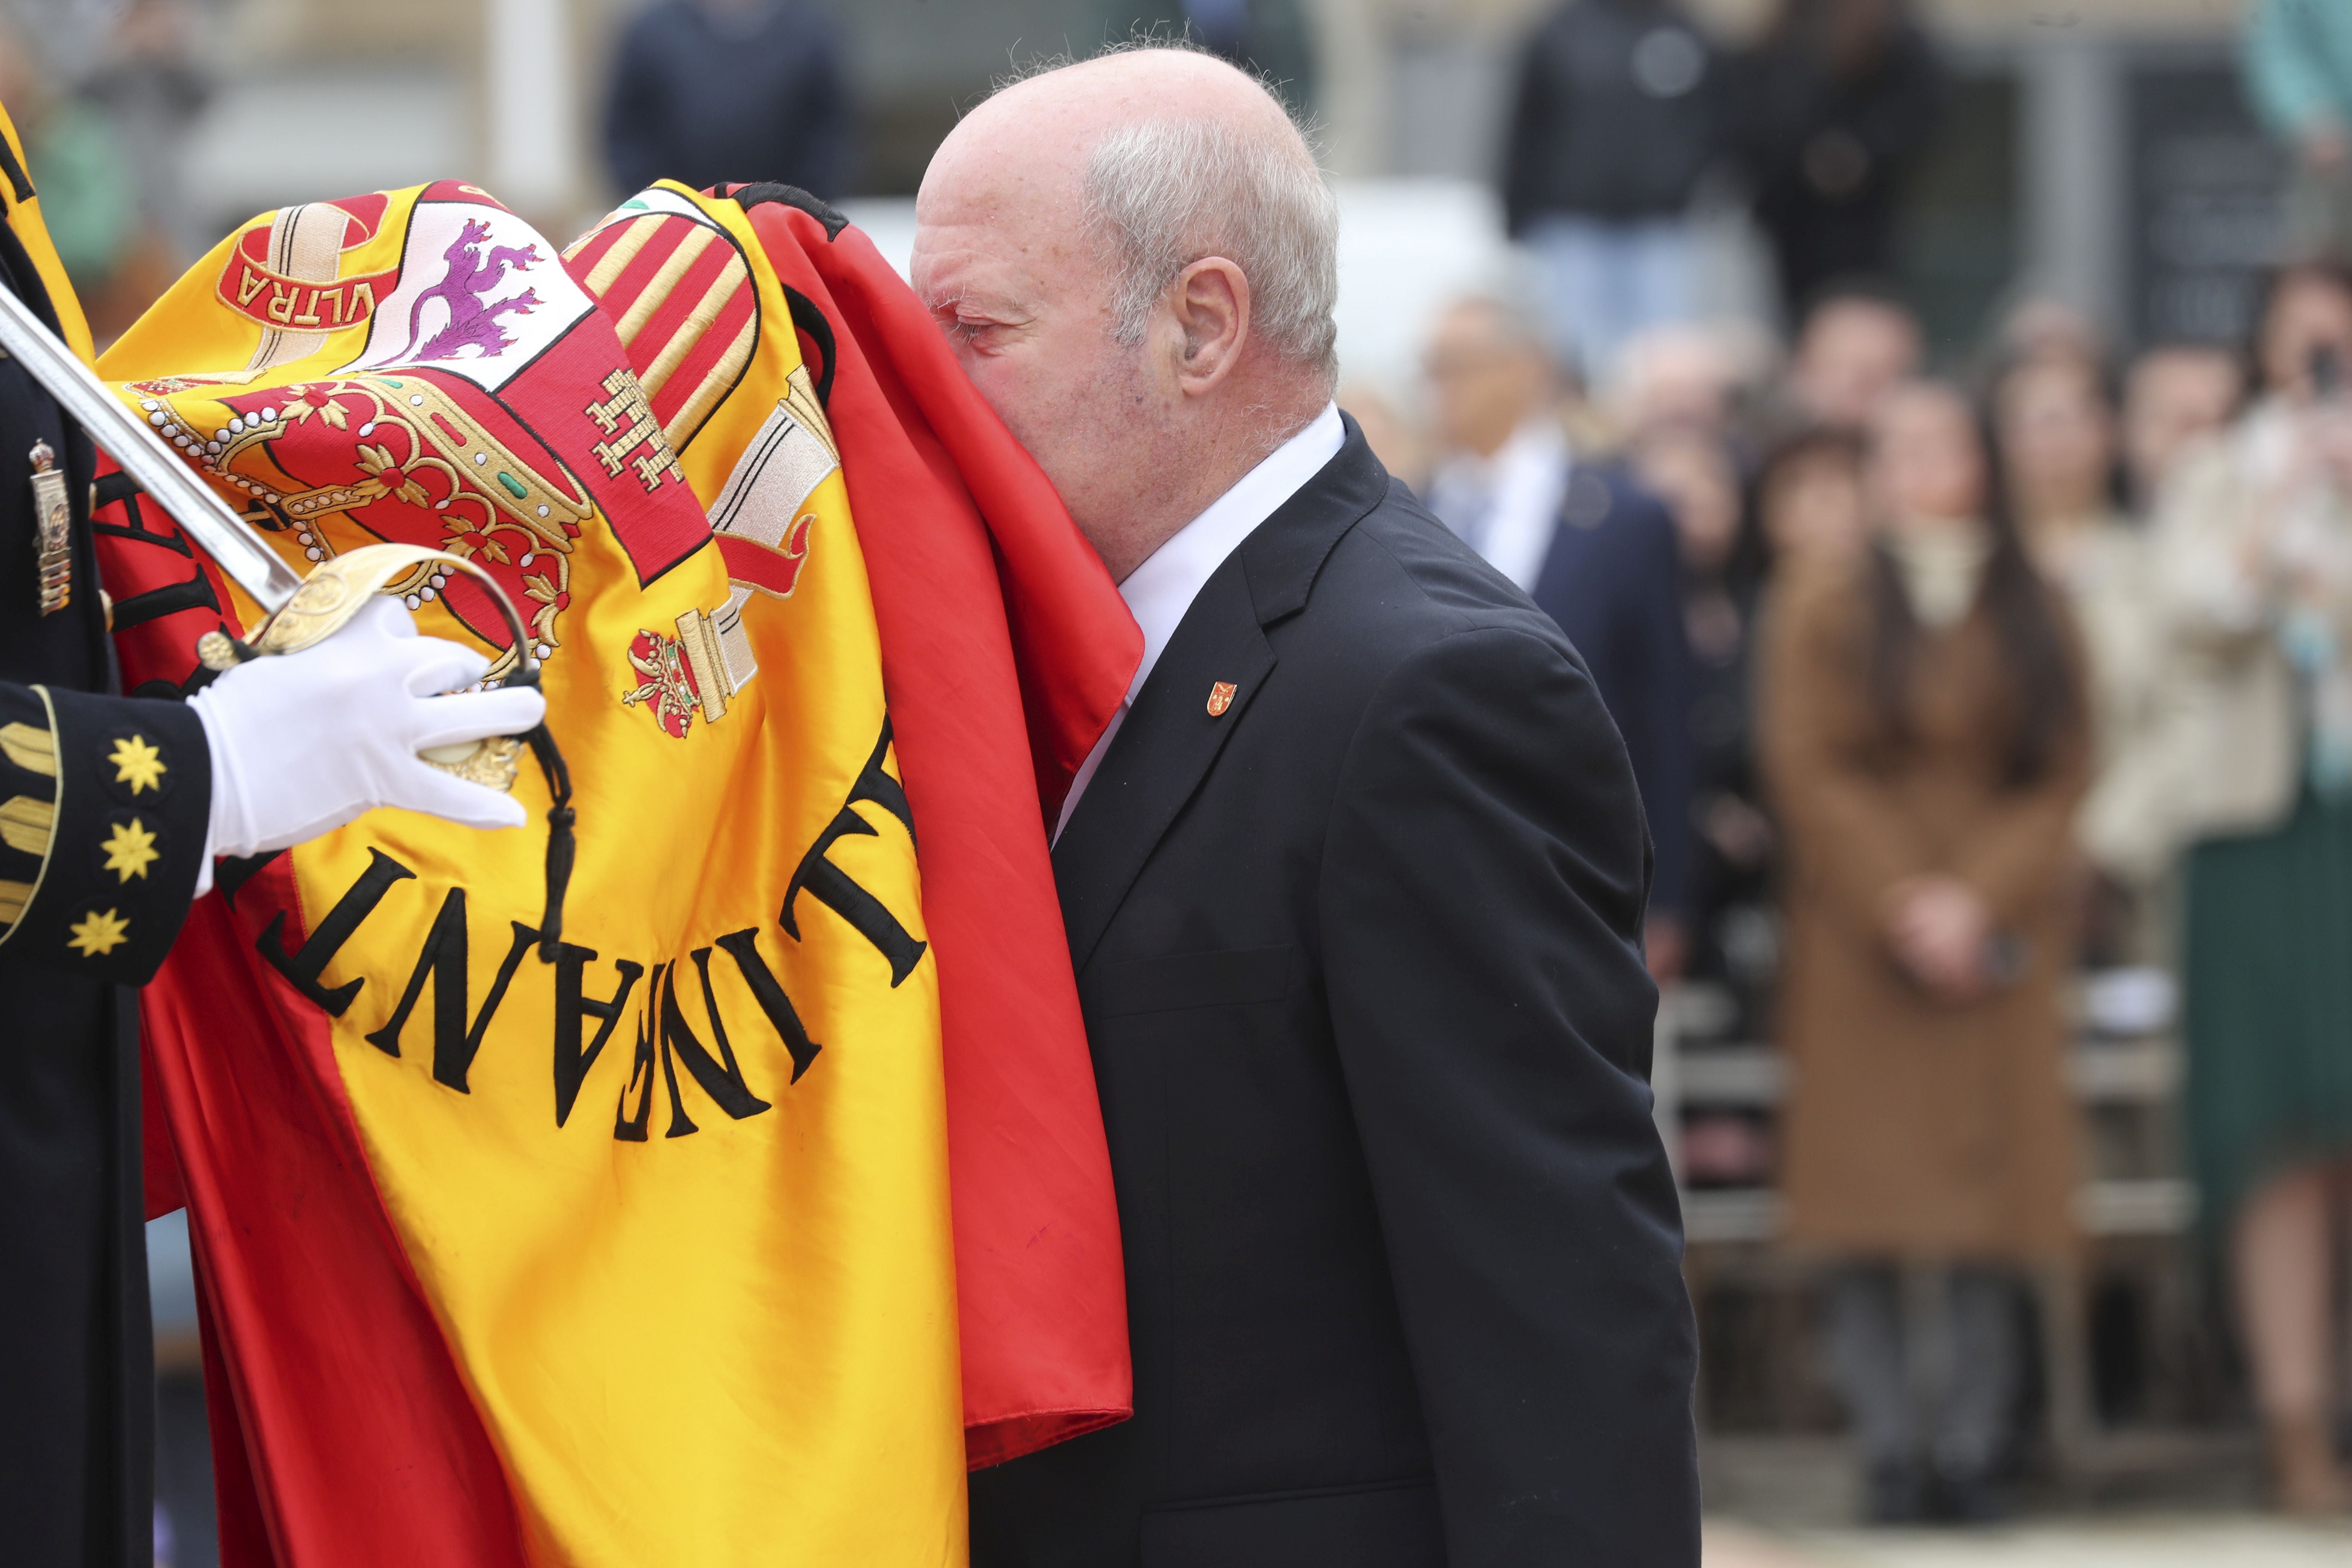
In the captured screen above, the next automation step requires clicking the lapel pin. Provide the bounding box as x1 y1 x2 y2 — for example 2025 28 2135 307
1207 680 1237 717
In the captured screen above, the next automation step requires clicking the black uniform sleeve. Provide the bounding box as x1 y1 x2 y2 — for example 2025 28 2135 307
0 680 210 983
1318 625 1699 1567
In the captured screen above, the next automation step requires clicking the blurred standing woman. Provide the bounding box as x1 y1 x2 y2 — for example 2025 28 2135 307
1761 381 2088 1523
1992 354 2170 962
1755 424 1870 573
2153 262 2352 1514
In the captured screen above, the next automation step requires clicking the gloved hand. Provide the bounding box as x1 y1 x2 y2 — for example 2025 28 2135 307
190 596 548 873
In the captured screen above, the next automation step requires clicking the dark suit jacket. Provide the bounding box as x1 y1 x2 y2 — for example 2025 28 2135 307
969 422 1698 1567
1530 466 1694 920
601 0 854 199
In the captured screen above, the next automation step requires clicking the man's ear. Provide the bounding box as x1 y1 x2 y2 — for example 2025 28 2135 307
1167 257 1251 397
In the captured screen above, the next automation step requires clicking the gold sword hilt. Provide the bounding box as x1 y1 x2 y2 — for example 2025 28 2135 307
196 542 541 793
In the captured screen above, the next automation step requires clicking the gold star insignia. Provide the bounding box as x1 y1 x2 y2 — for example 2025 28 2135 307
67 907 130 958
101 818 159 882
109 735 166 795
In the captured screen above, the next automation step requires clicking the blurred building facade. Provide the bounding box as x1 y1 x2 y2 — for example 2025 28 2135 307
1366 0 2275 356
0 7 2241 246
0 0 2273 364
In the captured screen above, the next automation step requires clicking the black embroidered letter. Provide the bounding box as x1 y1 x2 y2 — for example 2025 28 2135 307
655 950 775 1136
613 960 773 1141
781 721 926 985
361 891 533 1092
713 927 821 1083
551 941 644 1128
256 847 413 1017
614 968 662 1142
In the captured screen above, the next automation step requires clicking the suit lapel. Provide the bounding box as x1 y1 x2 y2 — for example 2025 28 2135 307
1051 419 1393 974
1052 558 1273 974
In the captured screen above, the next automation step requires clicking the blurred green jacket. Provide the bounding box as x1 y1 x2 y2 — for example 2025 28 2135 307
22 101 135 287
2244 0 2352 142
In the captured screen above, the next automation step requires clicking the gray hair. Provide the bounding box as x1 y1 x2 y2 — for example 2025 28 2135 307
1074 94 1338 384
988 37 1336 385
983 43 1340 383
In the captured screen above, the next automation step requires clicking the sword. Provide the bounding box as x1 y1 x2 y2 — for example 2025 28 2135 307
0 280 580 952
0 282 536 792
0 282 304 614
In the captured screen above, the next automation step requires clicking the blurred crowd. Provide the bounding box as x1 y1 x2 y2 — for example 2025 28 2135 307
1502 0 1944 379
600 0 1324 202
1347 0 2352 1528
15 0 2352 1552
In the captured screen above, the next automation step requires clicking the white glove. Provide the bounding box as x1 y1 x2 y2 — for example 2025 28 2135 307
190 596 548 879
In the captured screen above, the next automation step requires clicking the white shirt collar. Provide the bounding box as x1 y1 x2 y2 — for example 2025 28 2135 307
1433 414 1565 495
1429 416 1568 593
1116 401 1346 699
1054 401 1345 841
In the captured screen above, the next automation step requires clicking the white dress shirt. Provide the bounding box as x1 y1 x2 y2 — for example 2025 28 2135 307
1425 416 1568 593
1053 401 1346 842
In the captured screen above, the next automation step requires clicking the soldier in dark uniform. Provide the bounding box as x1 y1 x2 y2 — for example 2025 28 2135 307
0 109 541 1565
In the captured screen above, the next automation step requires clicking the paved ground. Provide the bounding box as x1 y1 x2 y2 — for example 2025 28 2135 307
1706 1516 2352 1566
1700 1433 2352 1565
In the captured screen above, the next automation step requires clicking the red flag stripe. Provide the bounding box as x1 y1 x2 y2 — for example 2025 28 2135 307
579 217 693 345
736 196 1139 1466
606 224 722 351
647 284 758 430
558 216 631 280
141 882 528 1567
633 252 751 401
564 212 665 300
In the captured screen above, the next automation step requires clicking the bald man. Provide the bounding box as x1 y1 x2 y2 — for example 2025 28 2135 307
913 45 1697 1568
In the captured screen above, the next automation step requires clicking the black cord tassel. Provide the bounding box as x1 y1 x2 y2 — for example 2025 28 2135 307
508 667 578 961
537 790 576 961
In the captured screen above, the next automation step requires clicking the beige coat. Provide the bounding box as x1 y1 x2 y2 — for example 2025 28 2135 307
1759 559 2089 1262
2133 405 2352 859
2049 518 2172 887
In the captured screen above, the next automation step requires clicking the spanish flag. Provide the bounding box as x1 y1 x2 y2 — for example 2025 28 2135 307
97 180 1136 1566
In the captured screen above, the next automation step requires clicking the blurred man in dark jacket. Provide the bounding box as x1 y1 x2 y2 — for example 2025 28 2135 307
1423 296 1695 980
1502 0 1721 380
1098 0 1317 114
1729 0 1946 318
603 0 854 200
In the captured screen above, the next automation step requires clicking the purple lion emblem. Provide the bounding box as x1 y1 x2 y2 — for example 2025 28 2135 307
396 217 543 362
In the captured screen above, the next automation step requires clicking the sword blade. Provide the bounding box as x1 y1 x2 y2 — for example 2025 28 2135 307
0 284 303 615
